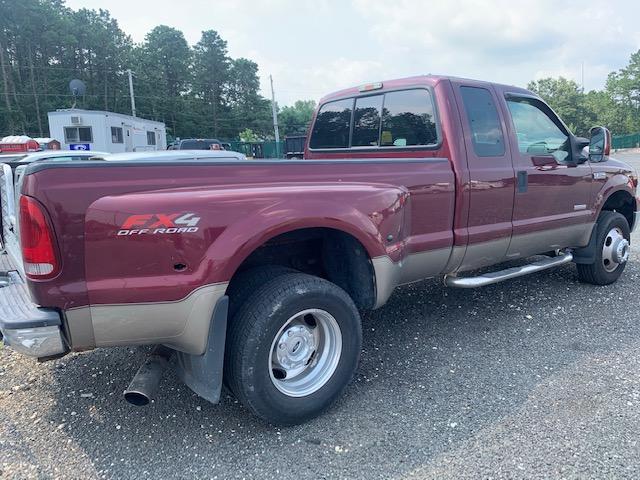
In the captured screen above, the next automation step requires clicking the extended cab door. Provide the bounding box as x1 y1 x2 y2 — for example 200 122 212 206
499 92 593 258
451 80 515 271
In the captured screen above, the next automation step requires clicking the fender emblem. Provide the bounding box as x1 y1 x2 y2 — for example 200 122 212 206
117 213 201 236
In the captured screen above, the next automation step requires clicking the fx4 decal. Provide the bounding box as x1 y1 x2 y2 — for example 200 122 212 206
117 213 201 236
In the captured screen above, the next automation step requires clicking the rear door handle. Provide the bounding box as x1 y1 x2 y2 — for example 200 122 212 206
517 170 528 193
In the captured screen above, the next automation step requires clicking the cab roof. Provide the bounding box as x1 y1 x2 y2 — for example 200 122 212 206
319 74 534 104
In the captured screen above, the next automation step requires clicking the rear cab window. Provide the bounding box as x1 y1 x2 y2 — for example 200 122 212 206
381 90 437 147
309 99 353 149
309 88 438 151
459 86 505 157
352 95 383 147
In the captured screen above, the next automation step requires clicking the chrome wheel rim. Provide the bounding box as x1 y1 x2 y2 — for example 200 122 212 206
269 309 342 397
602 226 629 272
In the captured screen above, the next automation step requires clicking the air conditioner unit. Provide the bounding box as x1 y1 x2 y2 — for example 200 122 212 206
71 116 82 125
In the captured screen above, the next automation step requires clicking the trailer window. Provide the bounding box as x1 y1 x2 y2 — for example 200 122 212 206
460 86 505 157
309 98 353 149
147 131 156 145
352 94 383 147
64 126 93 143
111 127 124 144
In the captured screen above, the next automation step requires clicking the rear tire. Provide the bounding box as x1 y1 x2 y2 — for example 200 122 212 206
577 211 630 285
224 273 362 425
226 265 296 318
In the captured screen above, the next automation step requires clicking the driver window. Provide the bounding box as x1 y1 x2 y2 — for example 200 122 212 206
506 98 570 163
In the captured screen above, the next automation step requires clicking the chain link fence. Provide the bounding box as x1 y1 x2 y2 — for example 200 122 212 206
613 133 640 149
227 141 285 158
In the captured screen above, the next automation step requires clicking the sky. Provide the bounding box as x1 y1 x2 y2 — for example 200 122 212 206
65 0 640 106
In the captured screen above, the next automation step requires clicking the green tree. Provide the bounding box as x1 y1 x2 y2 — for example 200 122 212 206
279 100 316 136
0 0 290 141
527 77 593 136
605 50 640 134
227 58 272 136
583 89 629 135
133 26 191 137
193 30 230 138
0 0 133 136
239 128 259 142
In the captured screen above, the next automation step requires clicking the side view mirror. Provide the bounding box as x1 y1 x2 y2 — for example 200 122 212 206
588 126 611 162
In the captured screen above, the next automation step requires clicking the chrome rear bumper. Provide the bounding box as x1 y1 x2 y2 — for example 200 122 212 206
0 261 67 358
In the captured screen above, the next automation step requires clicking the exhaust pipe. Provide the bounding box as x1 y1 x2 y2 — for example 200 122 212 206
124 346 173 406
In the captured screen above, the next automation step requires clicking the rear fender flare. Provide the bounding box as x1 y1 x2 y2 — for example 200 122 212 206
205 200 391 284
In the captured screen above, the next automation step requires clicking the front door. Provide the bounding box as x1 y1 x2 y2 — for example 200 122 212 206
452 80 516 271
124 125 133 152
499 93 593 258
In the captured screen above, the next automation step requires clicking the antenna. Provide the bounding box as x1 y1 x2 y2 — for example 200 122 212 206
69 79 86 108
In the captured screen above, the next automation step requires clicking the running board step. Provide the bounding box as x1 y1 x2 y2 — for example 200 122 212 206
444 253 573 288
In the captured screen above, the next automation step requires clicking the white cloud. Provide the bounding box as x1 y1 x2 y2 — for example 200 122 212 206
352 0 640 90
65 0 640 104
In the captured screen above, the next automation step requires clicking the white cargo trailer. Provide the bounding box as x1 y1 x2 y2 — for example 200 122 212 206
47 109 167 153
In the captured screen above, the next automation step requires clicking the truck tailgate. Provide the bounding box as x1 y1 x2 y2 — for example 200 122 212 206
0 162 22 276
0 171 65 357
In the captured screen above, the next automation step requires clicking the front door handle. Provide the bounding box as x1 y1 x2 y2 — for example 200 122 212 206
517 170 528 193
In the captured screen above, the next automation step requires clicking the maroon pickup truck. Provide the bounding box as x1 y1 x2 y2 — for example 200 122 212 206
1 75 638 425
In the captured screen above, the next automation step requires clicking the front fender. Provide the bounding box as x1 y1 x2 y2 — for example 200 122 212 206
594 175 636 222
592 156 637 222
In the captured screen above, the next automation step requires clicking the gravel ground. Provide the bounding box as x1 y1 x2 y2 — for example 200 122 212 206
1 153 640 480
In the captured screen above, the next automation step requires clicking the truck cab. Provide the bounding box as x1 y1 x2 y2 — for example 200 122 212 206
305 75 637 272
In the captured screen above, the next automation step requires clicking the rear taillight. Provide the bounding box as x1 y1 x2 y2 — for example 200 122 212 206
19 195 60 279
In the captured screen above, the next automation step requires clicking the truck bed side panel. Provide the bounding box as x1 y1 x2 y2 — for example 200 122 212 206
23 159 455 311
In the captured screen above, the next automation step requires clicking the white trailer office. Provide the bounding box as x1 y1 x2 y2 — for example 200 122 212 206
48 109 167 153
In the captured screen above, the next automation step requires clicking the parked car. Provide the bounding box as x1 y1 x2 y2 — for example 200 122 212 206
1 75 637 426
175 138 223 150
0 149 109 170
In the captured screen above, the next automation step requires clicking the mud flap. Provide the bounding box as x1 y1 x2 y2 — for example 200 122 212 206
174 295 229 404
572 223 598 264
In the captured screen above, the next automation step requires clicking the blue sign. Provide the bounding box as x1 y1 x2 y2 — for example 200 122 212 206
69 143 91 151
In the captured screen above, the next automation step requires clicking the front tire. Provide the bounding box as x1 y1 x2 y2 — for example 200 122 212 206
577 211 630 285
224 273 362 425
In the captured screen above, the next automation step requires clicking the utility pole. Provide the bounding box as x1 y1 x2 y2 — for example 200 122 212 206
127 69 137 117
581 62 585 93
270 75 280 157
